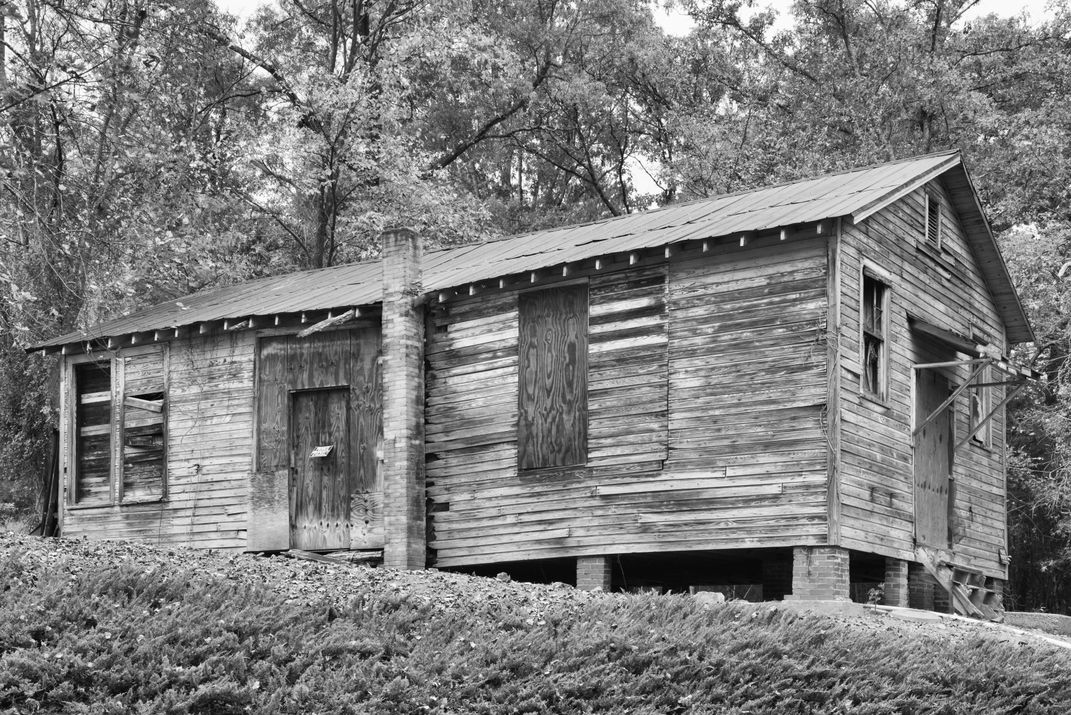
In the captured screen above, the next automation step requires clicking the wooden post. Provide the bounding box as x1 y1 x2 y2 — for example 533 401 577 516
381 227 426 570
826 220 842 545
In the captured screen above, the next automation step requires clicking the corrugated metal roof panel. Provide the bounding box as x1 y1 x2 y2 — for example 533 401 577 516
38 150 1027 350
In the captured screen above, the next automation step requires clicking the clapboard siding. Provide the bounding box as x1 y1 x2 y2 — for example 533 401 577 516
664 236 830 541
60 332 255 549
839 180 1008 577
427 265 673 567
428 235 831 568
587 268 669 469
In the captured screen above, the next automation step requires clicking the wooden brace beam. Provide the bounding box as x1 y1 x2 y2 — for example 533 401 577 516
297 309 356 338
912 358 993 437
954 380 1028 451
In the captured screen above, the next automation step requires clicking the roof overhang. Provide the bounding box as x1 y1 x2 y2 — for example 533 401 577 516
854 157 1033 345
29 151 1035 353
908 316 989 357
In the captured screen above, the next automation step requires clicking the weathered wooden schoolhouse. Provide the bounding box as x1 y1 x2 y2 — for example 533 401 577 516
33 151 1034 612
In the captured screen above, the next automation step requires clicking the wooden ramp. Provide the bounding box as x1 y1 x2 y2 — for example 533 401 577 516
915 547 1004 621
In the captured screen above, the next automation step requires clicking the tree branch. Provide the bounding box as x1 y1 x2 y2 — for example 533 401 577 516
428 58 555 171
201 24 321 132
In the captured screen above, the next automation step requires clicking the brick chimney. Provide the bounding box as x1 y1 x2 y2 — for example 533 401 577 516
380 228 426 570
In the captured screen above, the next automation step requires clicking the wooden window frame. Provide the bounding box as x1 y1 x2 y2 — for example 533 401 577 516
67 354 118 508
517 282 589 472
65 347 169 509
119 347 169 504
968 364 992 449
860 267 891 403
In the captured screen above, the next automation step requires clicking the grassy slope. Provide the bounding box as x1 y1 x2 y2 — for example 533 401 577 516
2 534 1070 714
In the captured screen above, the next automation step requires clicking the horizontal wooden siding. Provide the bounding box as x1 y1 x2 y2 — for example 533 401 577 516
60 332 255 549
427 235 830 567
665 237 830 548
838 181 1008 577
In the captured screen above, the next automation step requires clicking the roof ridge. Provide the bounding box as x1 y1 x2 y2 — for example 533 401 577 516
424 149 962 256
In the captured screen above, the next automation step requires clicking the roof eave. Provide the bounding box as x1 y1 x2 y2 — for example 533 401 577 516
27 302 386 354
850 155 1033 346
849 151 961 224
944 162 1034 344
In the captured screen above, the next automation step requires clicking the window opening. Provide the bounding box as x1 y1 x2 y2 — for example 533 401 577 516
70 350 168 506
74 361 113 505
862 275 889 400
122 390 166 501
969 366 990 447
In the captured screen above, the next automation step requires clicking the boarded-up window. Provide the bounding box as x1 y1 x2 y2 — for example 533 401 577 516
74 361 113 505
518 284 588 470
862 275 888 400
925 192 942 248
70 349 167 506
121 350 167 502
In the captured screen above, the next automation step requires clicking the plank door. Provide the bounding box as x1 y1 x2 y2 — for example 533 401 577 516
290 387 351 551
914 369 953 549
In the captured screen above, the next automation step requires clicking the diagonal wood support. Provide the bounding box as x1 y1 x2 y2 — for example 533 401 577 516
914 546 1003 621
297 308 357 338
954 380 1029 451
912 359 992 437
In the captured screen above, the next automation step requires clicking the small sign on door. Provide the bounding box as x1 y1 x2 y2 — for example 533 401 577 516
309 445 334 458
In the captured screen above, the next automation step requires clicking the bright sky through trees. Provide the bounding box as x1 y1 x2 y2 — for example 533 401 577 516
215 0 1057 28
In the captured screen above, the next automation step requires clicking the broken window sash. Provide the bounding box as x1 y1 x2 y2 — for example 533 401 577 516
862 274 889 400
968 365 991 447
955 380 1028 452
73 360 114 506
120 348 167 503
68 348 169 506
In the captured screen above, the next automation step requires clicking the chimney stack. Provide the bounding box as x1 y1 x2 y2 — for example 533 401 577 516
380 228 426 570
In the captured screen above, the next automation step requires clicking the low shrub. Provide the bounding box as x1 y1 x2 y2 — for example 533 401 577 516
2 535 1070 713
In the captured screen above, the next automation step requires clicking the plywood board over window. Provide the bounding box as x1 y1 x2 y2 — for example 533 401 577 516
518 284 589 470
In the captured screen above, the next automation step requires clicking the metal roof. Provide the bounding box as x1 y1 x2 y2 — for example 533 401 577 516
33 150 1032 349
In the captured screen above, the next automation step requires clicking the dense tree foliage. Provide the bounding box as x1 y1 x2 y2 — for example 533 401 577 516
2 0 1071 609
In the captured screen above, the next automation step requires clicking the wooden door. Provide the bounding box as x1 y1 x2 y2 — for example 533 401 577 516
290 387 351 550
249 328 383 553
914 369 953 549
